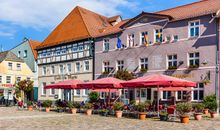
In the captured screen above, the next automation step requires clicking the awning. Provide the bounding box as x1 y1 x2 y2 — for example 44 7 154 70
45 80 84 89
159 87 192 91
91 89 119 93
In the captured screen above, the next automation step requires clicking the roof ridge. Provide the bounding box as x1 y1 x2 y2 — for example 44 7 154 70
156 0 208 13
76 6 92 37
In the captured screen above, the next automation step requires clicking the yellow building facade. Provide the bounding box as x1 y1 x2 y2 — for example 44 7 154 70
0 51 33 105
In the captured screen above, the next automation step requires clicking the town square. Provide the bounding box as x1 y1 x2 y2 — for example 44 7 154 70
0 0 220 130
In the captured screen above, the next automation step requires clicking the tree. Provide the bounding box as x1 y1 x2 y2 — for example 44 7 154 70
114 69 135 81
16 80 34 103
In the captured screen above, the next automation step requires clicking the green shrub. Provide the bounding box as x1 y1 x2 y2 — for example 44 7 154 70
135 103 146 112
84 103 93 109
113 102 124 111
88 92 99 103
73 102 80 108
27 101 33 107
203 95 217 112
192 103 205 113
42 100 52 108
176 102 192 116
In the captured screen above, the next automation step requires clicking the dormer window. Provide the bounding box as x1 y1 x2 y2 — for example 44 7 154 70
155 29 163 43
127 34 135 47
103 39 110 51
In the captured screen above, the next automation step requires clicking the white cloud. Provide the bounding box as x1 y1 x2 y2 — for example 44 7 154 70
0 24 16 37
0 0 137 29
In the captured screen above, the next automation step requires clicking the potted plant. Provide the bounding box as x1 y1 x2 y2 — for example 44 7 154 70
159 112 168 121
113 102 124 118
55 100 64 113
42 100 52 112
67 102 77 114
27 101 33 111
188 64 199 69
203 95 218 118
193 103 205 121
140 68 148 73
84 103 93 116
168 66 177 70
135 102 147 120
176 102 192 124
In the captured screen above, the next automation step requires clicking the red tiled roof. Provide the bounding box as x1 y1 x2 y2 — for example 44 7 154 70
157 0 220 21
28 40 41 60
37 6 112 49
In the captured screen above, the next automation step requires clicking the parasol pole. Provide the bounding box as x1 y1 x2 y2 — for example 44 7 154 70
157 85 160 117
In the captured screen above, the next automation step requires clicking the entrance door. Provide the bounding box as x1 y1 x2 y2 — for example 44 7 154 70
64 89 71 101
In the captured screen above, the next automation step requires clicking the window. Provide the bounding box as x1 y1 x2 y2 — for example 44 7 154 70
167 54 177 69
8 62 12 70
42 67 46 75
56 50 61 56
147 89 151 100
140 58 148 70
17 63 21 71
117 60 124 71
173 35 178 42
141 89 146 98
78 44 84 51
177 91 187 100
16 77 21 82
67 64 71 73
59 65 64 74
84 61 89 71
189 52 199 67
42 82 46 95
76 62 80 72
50 82 55 95
6 76 11 84
136 89 140 98
162 91 171 100
27 77 31 81
127 34 135 47
61 48 67 54
189 21 200 37
18 51 21 58
103 39 110 51
155 29 163 43
84 89 89 96
72 45 78 52
76 89 80 96
192 83 204 101
24 50 27 58
0 76 2 83
103 61 110 73
140 32 148 45
51 66 55 74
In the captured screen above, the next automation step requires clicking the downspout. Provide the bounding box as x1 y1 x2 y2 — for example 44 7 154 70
92 38 95 80
215 17 219 113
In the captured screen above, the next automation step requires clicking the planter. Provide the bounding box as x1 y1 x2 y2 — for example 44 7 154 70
86 109 92 116
28 106 33 111
180 115 190 124
210 112 218 118
194 113 202 121
71 108 77 114
115 111 123 118
203 109 209 115
160 115 168 121
139 112 147 120
45 107 50 112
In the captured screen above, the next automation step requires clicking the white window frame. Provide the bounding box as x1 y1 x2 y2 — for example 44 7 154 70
67 63 71 73
8 62 12 70
103 61 110 72
167 54 177 69
192 83 204 101
24 50 27 58
42 82 46 95
51 66 55 75
188 52 199 66
127 34 135 47
16 63 21 71
84 61 89 71
59 65 64 74
6 76 11 84
16 77 21 82
161 91 171 101
75 89 81 96
50 82 55 95
83 89 89 96
75 62 80 73
116 60 124 71
42 66 46 75
188 20 200 38
139 58 148 70
103 39 110 51
140 31 148 45
154 29 163 43
140 89 147 98
176 91 187 101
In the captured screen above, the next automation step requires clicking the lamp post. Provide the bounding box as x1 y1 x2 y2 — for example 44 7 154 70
216 18 219 113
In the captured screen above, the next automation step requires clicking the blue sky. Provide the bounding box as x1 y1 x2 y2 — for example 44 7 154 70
0 0 198 51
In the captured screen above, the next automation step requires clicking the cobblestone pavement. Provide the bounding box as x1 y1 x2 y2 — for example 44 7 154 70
0 107 220 130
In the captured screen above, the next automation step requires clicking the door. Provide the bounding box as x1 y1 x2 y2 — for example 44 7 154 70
64 89 71 101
